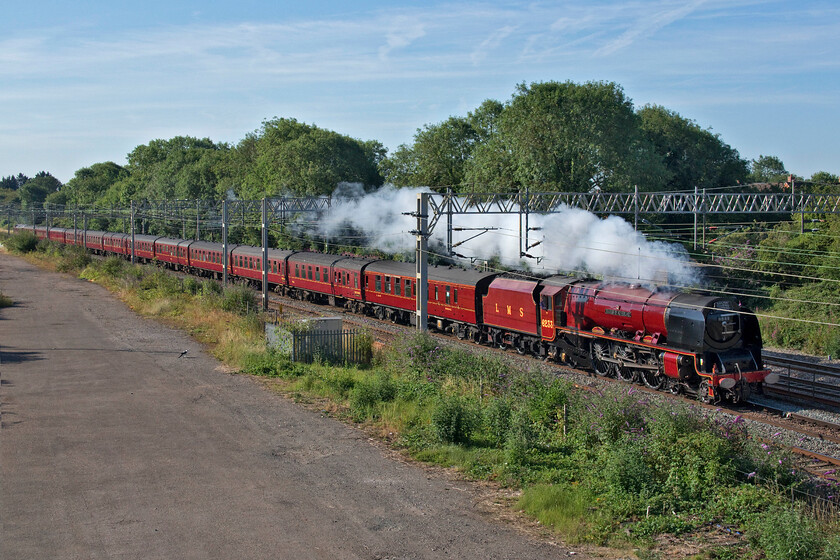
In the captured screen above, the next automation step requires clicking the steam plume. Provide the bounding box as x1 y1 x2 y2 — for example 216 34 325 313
307 184 699 286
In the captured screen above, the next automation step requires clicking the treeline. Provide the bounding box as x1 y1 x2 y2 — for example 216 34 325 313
3 80 837 211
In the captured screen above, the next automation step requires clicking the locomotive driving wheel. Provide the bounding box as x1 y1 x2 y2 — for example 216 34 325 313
614 347 637 382
697 379 714 404
591 342 614 377
640 355 664 390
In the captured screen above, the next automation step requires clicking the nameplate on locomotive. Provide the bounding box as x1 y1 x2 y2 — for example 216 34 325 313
605 308 632 318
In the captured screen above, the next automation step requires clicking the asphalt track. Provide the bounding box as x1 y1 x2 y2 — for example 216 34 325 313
0 254 582 559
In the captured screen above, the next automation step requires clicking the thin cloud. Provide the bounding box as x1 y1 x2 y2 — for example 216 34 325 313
594 0 707 56
470 25 517 65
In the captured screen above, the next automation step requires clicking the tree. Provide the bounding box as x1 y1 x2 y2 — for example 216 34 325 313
638 105 748 191
124 136 230 201
233 118 384 198
60 162 128 206
808 171 839 187
475 81 668 192
748 155 788 184
18 172 61 207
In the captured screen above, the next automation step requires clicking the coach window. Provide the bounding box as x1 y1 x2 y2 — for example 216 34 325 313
384 276 391 293
375 275 382 292
308 266 313 280
405 279 412 298
445 286 450 305
395 278 402 296
453 288 458 305
355 274 359 289
434 286 439 301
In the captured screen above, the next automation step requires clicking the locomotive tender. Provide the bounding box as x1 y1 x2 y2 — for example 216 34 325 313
17 224 777 403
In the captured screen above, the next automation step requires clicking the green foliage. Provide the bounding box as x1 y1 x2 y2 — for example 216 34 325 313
5 231 38 253
138 269 183 297
62 162 128 206
349 372 397 420
54 245 92 273
484 397 513 447
380 80 752 194
101 256 125 278
123 136 230 202
503 407 538 465
233 118 384 198
18 172 61 206
639 104 748 191
748 154 789 183
760 281 840 355
221 284 258 316
431 394 479 444
525 379 569 430
0 290 12 308
182 277 200 295
382 116 482 188
749 507 824 560
323 368 357 398
499 81 666 192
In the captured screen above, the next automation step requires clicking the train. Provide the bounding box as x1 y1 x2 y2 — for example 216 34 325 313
15 224 779 404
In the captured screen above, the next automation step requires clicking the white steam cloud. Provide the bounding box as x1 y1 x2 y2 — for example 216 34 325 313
309 184 699 286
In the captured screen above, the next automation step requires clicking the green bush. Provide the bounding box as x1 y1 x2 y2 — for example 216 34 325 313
0 290 12 308
183 277 200 295
201 279 223 296
222 284 258 315
139 269 183 296
484 397 512 447
5 232 38 253
525 379 570 430
504 407 537 465
599 437 653 497
324 369 356 398
101 256 125 277
431 394 479 444
349 373 397 420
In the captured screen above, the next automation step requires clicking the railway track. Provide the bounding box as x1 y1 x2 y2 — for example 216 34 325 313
763 355 840 409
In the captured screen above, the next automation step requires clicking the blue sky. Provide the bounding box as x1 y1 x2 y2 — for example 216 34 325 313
2 0 838 184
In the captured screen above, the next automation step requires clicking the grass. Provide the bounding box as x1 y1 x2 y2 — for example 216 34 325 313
8 232 840 559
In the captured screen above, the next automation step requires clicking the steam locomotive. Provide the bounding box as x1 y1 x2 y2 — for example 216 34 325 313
17 224 777 403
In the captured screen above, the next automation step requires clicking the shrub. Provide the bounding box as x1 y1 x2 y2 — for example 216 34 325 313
484 397 513 447
201 279 223 296
55 246 91 272
101 256 125 278
183 277 200 295
6 232 38 253
431 394 479 444
324 369 356 398
525 379 570 430
222 284 258 315
0 290 12 308
504 407 537 465
599 437 653 497
349 373 397 420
